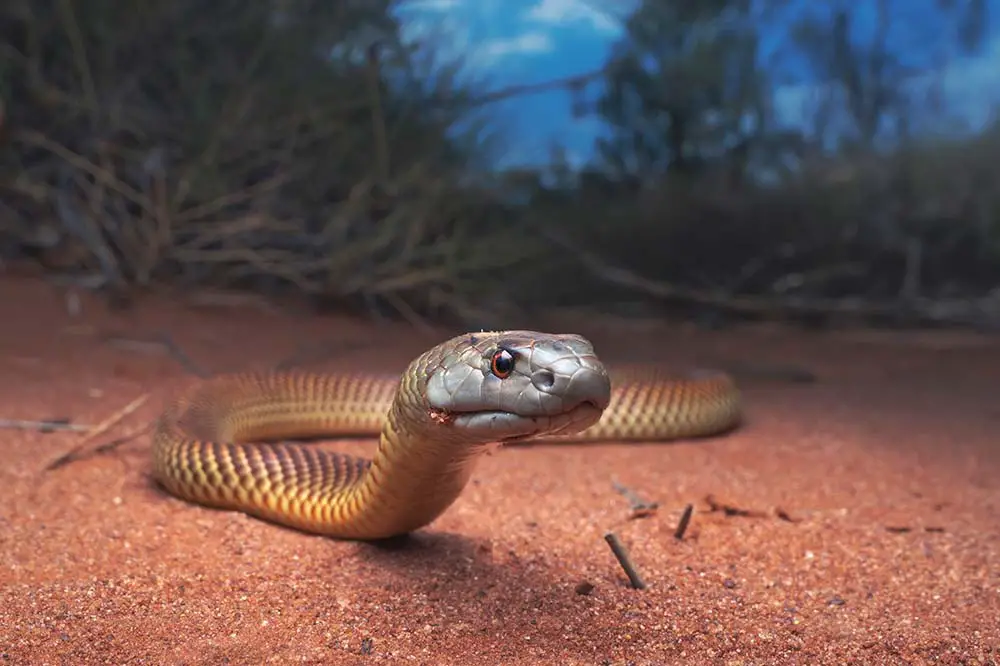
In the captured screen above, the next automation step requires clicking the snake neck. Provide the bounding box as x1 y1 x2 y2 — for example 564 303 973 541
323 345 504 539
337 401 491 539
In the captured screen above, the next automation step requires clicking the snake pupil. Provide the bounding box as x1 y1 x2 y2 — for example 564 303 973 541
490 348 516 378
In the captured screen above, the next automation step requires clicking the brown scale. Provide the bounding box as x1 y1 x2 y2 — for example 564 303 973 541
552 367 741 442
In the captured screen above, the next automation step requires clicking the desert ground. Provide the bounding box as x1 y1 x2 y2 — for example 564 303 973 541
0 274 997 665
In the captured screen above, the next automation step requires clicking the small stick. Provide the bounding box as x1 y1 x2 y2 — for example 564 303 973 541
104 332 209 378
380 291 438 337
0 418 91 433
704 494 768 518
611 479 659 518
81 393 150 445
154 332 209 378
674 503 694 539
603 532 647 590
45 394 150 470
47 422 155 470
92 422 153 455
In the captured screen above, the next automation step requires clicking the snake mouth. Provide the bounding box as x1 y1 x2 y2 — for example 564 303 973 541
445 400 605 443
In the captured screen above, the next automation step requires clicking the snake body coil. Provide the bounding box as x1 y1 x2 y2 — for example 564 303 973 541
152 330 741 539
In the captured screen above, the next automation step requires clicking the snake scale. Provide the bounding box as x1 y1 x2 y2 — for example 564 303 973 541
152 330 742 540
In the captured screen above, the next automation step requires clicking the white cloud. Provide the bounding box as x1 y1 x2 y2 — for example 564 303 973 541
397 0 531 69
481 32 554 60
526 0 623 35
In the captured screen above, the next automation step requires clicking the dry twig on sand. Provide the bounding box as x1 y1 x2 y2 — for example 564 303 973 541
611 479 659 519
603 532 647 590
72 422 156 468
674 503 695 540
82 394 151 444
0 418 91 433
45 394 150 470
105 332 209 377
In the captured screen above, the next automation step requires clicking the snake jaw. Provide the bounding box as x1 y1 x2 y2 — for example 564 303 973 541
430 399 606 444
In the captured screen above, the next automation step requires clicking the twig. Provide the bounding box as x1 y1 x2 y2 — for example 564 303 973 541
611 479 659 519
79 393 149 446
46 424 153 470
704 494 769 519
380 290 438 336
82 394 150 444
92 422 153 454
45 394 150 470
13 130 152 211
47 422 155 470
0 418 90 433
674 503 694 540
105 332 209 378
461 69 606 109
153 332 209 376
603 532 647 590
540 228 1000 330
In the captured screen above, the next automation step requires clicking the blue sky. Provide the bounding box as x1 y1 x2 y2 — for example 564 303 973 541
396 0 1000 167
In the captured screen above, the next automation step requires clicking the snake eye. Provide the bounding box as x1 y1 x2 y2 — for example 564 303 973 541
490 348 516 379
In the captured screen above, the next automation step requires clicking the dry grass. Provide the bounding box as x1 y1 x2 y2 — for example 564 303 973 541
1 1 997 330
0 0 537 324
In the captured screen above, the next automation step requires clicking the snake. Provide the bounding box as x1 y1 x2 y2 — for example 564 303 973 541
151 330 741 540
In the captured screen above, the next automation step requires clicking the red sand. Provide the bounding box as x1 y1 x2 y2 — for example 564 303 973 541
0 274 997 665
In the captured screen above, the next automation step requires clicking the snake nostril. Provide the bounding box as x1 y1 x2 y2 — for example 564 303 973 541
532 369 556 390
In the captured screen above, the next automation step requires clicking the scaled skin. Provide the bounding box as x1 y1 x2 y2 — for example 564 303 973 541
152 331 613 539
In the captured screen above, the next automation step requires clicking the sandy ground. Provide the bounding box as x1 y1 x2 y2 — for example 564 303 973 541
0 274 997 665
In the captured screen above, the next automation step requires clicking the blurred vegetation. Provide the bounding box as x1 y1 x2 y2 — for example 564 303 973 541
1 0 998 329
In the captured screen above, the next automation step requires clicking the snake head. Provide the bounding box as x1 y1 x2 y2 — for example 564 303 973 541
419 330 612 443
